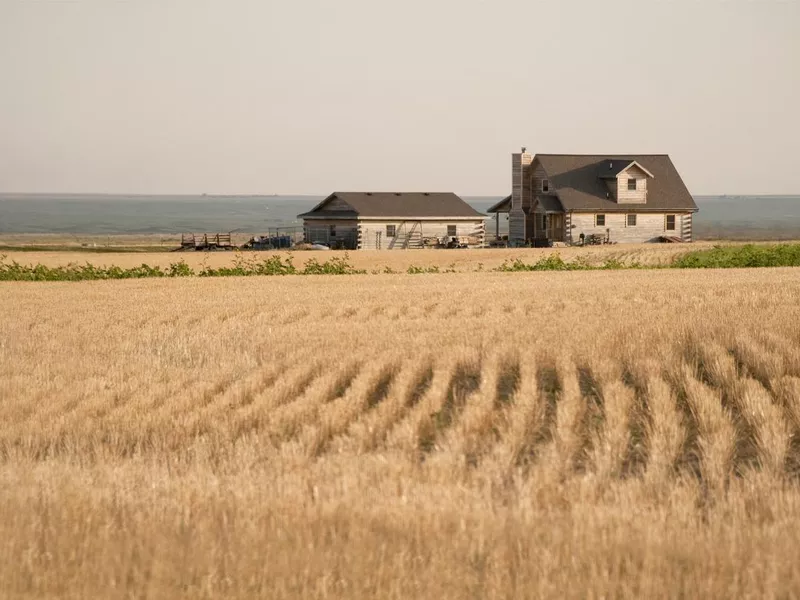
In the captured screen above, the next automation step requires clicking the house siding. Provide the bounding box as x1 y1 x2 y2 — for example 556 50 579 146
531 163 549 198
510 152 533 244
358 220 485 250
571 212 693 243
303 219 359 248
616 165 649 204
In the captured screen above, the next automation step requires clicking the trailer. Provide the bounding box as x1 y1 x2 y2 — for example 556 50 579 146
178 233 234 251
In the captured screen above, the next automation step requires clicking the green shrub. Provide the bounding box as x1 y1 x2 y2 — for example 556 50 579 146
0 253 368 281
672 244 800 269
495 254 586 272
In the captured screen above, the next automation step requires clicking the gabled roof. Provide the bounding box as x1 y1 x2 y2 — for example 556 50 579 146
298 192 485 219
536 195 564 213
597 159 655 179
535 154 697 212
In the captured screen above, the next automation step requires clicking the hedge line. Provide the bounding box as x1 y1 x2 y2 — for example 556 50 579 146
2 244 799 281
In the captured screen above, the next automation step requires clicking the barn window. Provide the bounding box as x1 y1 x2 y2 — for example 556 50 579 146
329 225 336 237
386 224 396 238
627 214 637 227
447 224 457 237
666 215 676 231
595 214 606 227
628 179 637 191
542 179 550 192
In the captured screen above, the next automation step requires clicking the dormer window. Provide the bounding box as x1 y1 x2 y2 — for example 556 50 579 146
628 179 637 191
542 179 550 192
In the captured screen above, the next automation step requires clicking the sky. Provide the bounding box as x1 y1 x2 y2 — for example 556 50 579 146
0 0 798 196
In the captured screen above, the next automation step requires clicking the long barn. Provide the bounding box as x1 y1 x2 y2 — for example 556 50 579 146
298 192 486 250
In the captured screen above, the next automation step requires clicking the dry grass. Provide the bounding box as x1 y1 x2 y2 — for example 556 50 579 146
2 268 800 598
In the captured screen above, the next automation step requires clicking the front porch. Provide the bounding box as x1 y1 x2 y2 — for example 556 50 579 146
487 195 566 246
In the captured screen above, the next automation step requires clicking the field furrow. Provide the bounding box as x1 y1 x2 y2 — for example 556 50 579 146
3 267 800 598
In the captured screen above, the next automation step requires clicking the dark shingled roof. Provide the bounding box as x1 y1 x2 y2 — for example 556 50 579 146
537 195 564 213
597 159 637 179
536 154 698 212
487 194 563 214
486 195 511 213
298 192 485 219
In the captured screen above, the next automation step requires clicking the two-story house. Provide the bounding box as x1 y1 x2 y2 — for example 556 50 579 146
489 151 699 245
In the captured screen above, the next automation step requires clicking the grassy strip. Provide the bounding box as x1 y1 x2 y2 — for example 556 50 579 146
671 243 800 268
2 244 800 281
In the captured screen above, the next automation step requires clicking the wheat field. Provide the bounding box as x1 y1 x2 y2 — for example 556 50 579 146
2 268 800 598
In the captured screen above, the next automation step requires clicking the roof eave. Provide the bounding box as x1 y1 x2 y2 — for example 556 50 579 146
356 215 485 221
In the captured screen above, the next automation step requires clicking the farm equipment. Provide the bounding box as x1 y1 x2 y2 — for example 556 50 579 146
242 234 294 250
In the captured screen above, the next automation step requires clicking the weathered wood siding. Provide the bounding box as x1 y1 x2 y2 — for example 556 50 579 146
531 163 549 197
616 165 649 204
570 212 693 243
510 152 532 243
358 220 485 250
303 219 359 248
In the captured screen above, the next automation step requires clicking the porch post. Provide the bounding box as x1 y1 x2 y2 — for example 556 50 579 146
495 214 500 240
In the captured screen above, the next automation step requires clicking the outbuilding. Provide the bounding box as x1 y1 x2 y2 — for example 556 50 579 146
298 192 486 250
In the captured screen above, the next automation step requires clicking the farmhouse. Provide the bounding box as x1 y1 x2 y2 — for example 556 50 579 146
488 151 699 246
298 192 486 250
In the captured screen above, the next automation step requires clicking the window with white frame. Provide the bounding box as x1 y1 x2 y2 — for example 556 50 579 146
626 214 637 227
665 215 676 231
542 179 550 193
628 179 637 191
447 224 457 237
595 214 606 227
386 224 396 238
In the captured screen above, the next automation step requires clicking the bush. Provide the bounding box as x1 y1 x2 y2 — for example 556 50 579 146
0 253 365 281
495 254 586 272
672 244 800 269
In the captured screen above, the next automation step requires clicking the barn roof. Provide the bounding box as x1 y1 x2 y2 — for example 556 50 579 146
298 192 485 219
535 154 698 212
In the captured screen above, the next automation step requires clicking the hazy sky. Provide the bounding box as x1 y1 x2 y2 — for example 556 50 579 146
1 0 798 195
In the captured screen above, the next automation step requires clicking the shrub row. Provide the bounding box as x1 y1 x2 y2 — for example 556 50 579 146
0 254 365 281
2 244 799 281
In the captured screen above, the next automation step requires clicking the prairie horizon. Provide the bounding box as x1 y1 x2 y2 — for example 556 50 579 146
2 193 800 241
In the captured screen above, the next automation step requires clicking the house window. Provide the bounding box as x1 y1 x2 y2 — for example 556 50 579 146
666 215 676 231
329 225 336 237
595 214 606 227
386 224 396 238
542 179 549 193
447 224 457 237
627 214 637 227
628 179 637 191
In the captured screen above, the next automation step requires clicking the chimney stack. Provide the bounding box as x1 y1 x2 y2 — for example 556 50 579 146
511 147 533 212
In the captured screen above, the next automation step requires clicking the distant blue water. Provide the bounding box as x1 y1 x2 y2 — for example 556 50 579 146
1 193 799 239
